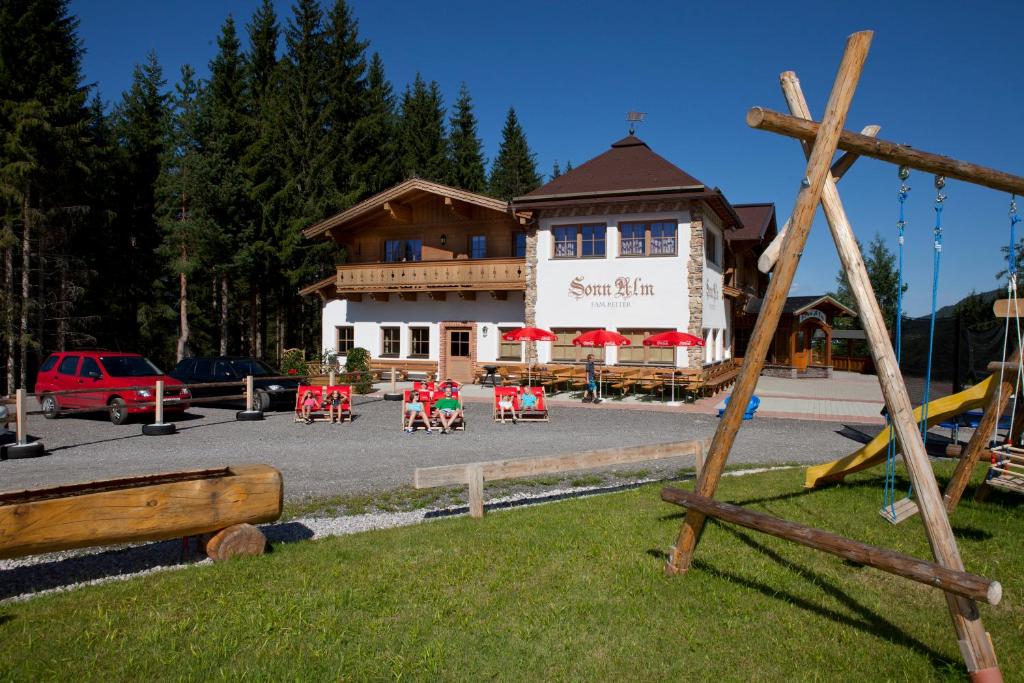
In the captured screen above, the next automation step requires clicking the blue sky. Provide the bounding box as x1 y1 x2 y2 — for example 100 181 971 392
72 0 1024 317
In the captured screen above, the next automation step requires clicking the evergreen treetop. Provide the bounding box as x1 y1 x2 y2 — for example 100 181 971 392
488 106 540 201
447 83 487 193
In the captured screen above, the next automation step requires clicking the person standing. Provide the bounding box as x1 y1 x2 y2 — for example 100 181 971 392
584 353 597 403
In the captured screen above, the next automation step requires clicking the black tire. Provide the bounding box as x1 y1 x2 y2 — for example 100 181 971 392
383 392 403 401
40 394 60 419
109 397 129 425
235 410 264 422
5 441 45 459
251 390 270 413
142 422 176 436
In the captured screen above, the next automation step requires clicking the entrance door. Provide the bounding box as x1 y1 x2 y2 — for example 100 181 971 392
793 329 809 371
446 328 472 382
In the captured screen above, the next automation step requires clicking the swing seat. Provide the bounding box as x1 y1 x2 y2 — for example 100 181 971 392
878 497 919 524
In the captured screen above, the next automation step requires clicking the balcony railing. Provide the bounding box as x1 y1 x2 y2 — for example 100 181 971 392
335 257 526 293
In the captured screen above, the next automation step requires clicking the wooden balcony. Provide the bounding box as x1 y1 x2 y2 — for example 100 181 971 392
326 257 526 299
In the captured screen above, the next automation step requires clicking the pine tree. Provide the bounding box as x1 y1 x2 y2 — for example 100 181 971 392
348 52 401 198
447 83 486 192
399 74 448 182
324 0 367 208
831 232 903 329
564 160 573 173
488 107 540 200
551 160 562 179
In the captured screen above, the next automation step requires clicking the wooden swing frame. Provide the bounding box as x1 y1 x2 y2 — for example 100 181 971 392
661 31 1024 682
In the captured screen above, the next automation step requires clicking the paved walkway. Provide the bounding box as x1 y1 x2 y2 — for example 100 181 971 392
407 371 887 424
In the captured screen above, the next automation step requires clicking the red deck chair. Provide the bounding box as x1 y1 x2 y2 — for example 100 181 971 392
413 381 436 393
294 385 325 422
322 385 353 423
519 386 550 422
402 389 433 431
492 386 520 422
431 389 466 431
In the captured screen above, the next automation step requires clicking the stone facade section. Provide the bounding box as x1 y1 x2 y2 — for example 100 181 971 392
523 226 539 363
687 202 704 367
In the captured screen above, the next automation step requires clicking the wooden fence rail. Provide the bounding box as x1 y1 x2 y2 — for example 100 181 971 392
415 438 710 518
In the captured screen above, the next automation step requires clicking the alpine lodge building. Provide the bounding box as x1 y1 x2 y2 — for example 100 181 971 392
300 135 777 383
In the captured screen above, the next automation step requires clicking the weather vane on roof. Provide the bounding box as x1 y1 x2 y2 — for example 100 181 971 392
626 111 646 136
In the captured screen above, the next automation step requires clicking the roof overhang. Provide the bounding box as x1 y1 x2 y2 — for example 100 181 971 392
792 295 857 319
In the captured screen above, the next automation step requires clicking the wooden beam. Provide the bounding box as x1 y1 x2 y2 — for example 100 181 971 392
992 299 1023 318
660 488 1001 606
748 107 1024 196
776 69 1001 678
458 291 476 300
444 196 472 219
370 292 390 303
383 201 412 222
757 124 881 274
427 292 447 301
400 292 417 302
490 290 508 300
343 293 362 302
415 438 708 489
667 30 873 576
946 349 1020 512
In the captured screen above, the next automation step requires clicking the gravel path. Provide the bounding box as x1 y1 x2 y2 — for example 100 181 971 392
0 398 869 500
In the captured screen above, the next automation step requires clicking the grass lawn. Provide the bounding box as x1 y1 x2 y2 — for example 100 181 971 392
1 462 1021 681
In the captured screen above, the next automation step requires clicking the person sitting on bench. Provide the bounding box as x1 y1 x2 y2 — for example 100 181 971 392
404 393 433 434
434 386 462 434
325 389 347 424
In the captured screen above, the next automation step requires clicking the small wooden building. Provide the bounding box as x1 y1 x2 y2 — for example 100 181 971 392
737 294 855 377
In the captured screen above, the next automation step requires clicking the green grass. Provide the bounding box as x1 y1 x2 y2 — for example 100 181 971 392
2 462 1022 681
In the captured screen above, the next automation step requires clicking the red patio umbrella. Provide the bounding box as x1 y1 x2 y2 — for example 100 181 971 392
643 331 705 405
501 327 557 385
572 330 631 402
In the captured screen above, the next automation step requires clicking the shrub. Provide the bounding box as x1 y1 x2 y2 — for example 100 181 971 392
344 347 374 394
280 348 308 377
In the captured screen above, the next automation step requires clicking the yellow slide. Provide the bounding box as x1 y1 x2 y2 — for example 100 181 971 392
804 374 998 488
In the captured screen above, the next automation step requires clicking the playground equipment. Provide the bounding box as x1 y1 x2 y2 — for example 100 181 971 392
661 32 1022 681
0 464 282 561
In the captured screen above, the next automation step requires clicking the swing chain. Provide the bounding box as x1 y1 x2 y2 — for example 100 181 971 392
933 176 946 253
897 166 910 244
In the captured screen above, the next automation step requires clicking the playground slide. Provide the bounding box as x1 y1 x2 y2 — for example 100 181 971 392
804 374 997 488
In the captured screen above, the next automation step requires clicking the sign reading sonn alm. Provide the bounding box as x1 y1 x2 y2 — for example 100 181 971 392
568 275 655 303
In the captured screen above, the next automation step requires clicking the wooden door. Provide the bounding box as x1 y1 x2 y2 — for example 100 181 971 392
793 329 809 371
446 328 472 382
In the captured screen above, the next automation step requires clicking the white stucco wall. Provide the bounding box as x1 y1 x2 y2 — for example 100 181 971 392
320 293 525 362
533 210 697 366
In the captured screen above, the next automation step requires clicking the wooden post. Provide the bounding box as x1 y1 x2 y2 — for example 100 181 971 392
757 124 881 274
245 375 254 412
666 30 873 575
15 388 26 445
154 379 164 425
776 71 1001 679
467 464 484 518
693 440 704 477
944 351 1018 513
329 370 336 387
747 107 1024 196
661 488 1001 605
390 366 397 393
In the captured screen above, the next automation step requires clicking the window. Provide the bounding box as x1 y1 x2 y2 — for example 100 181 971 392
704 226 719 266
58 355 80 375
498 327 523 361
336 326 354 354
553 226 577 258
409 327 430 357
620 221 678 256
384 239 422 262
514 232 527 258
550 328 605 362
581 225 605 257
79 357 103 377
39 355 58 372
617 329 675 365
381 327 400 357
470 235 487 259
101 356 163 376
194 358 212 377
449 330 470 357
213 360 235 378
552 224 605 258
620 223 646 256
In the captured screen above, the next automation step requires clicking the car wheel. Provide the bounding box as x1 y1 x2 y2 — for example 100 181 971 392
109 397 129 425
41 394 60 419
252 390 269 413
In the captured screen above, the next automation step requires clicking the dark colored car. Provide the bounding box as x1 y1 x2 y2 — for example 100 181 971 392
169 357 299 412
35 351 191 424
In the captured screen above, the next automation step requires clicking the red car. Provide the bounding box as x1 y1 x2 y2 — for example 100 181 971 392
35 351 191 425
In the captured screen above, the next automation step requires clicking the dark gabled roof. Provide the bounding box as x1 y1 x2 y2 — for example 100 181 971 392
783 295 857 317
512 135 743 229
730 203 777 243
517 135 705 199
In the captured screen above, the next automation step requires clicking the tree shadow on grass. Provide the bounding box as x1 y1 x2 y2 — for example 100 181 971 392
650 523 956 671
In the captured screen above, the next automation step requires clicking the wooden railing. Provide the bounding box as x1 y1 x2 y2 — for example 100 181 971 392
833 356 874 373
335 257 526 292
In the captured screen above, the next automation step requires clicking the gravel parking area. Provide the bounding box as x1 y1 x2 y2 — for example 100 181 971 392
0 397 871 501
